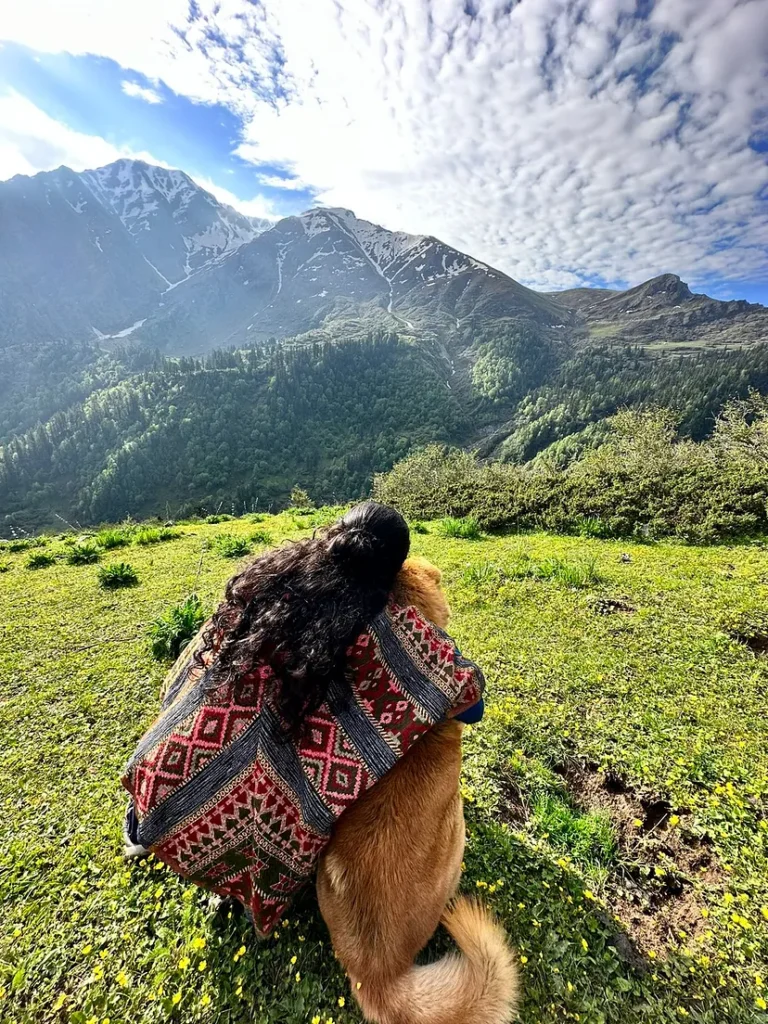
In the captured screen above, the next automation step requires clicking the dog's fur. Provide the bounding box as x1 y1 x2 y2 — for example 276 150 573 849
317 556 518 1024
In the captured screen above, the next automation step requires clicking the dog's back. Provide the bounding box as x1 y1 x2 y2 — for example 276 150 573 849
317 557 518 1024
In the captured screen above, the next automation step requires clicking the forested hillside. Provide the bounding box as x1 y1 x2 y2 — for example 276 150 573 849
0 334 465 529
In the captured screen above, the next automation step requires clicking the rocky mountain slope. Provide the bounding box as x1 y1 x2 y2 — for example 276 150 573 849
0 159 266 345
547 274 768 347
132 205 573 354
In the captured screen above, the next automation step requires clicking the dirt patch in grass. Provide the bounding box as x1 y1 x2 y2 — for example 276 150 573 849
500 760 725 964
590 597 636 615
560 761 725 959
731 629 768 656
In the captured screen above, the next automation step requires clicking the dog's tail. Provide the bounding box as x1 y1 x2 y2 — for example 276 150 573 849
355 897 518 1024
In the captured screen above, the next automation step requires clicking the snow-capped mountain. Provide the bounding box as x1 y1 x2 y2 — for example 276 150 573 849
130 205 570 353
0 160 268 344
0 162 570 353
81 160 266 282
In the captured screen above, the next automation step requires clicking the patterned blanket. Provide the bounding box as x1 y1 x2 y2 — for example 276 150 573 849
121 601 484 935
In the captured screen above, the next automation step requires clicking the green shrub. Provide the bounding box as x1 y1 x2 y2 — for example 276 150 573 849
214 534 251 558
26 552 56 569
249 529 272 546
439 515 482 540
0 560 11 573
9 539 32 553
149 594 205 661
67 542 101 565
410 521 428 534
204 514 233 524
94 529 130 550
98 562 139 589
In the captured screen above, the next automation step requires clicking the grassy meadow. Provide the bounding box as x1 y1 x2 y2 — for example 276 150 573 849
1 512 768 1023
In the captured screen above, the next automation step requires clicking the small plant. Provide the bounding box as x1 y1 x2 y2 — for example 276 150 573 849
439 516 482 540
67 541 101 565
26 552 56 569
158 527 181 542
0 560 11 573
461 561 502 588
411 521 428 534
95 528 130 550
149 594 205 661
9 539 31 553
535 556 601 588
205 513 233 524
134 528 162 546
98 562 139 589
249 529 272 546
214 534 251 558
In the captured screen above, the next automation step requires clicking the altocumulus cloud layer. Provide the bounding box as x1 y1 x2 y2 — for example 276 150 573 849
2 0 767 290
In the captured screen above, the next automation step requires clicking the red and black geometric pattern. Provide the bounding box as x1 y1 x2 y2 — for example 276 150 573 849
122 602 484 936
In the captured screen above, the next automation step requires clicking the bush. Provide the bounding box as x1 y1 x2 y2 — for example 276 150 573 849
374 409 768 544
8 539 32 553
204 514 233 524
67 542 101 565
249 529 272 546
439 516 482 540
410 521 429 534
26 552 56 569
213 534 251 558
98 562 139 589
0 560 11 573
149 594 205 661
94 529 130 550
134 527 180 545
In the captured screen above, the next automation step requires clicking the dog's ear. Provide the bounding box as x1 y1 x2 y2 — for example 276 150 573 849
394 557 450 627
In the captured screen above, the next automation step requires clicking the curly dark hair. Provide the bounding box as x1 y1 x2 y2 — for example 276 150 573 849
197 501 410 734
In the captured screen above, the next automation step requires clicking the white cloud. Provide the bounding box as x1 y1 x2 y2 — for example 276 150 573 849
1 0 767 290
191 174 281 221
121 80 163 105
0 90 163 179
257 173 311 191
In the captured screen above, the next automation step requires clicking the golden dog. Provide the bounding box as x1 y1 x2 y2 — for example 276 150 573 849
317 557 518 1024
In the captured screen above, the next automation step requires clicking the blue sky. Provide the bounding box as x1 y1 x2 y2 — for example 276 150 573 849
0 0 766 303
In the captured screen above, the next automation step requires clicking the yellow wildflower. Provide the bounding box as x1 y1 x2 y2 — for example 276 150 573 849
520 956 528 964
299 935 306 942
648 951 657 960
116 970 128 988
13 927 22 938
567 982 574 993
583 890 595 901
701 908 709 918
99 949 109 960
191 936 206 950
632 818 643 828
93 966 104 981
312 1017 321 1024
178 956 190 970
761 907 768 921
581 938 588 952
82 944 93 955
172 992 182 1005
338 996 346 1007
295 972 301 983
198 960 207 971
669 815 680 827
53 992 67 1010
201 994 211 1007
756 974 764 988
756 997 767 1011
291 955 298 965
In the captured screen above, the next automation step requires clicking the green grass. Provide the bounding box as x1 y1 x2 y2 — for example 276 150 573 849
94 529 132 550
97 562 140 589
439 515 482 539
67 542 101 565
149 594 206 662
1 515 768 1022
213 533 252 558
